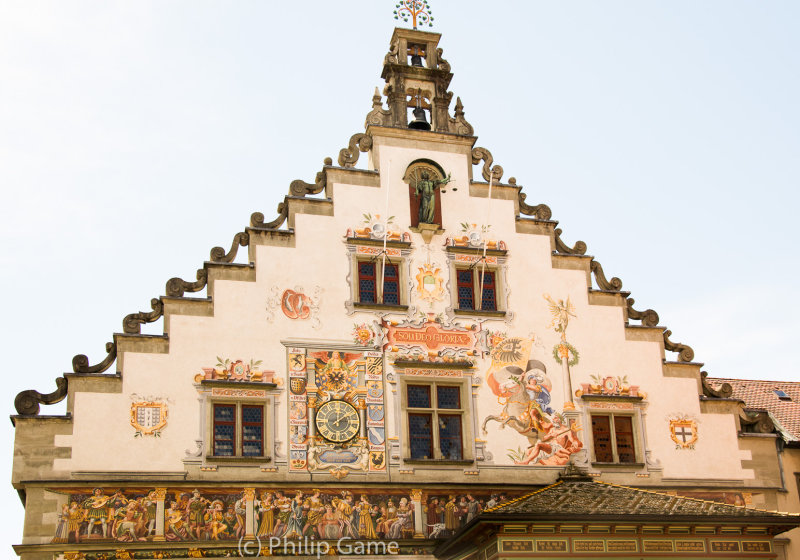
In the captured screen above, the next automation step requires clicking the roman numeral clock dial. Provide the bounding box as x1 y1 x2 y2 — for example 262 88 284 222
315 400 360 443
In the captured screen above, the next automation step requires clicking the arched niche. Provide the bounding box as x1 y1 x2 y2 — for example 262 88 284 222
403 159 447 228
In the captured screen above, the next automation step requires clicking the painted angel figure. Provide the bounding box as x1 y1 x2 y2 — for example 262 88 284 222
543 295 576 340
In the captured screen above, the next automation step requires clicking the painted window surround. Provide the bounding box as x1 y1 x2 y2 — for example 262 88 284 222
444 246 511 323
194 380 280 465
578 394 659 473
345 238 414 315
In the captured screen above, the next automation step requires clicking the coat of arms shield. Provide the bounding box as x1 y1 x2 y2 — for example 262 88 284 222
290 377 307 395
669 418 698 449
130 401 168 437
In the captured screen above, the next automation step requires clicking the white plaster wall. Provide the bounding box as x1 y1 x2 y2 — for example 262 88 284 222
54 136 751 483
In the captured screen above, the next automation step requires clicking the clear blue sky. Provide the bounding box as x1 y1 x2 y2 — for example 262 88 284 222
1 0 798 550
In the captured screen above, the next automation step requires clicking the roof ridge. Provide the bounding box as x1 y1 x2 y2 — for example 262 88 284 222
593 480 795 517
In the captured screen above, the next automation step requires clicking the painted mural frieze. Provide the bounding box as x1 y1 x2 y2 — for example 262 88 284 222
52 488 160 544
50 487 526 548
266 286 323 329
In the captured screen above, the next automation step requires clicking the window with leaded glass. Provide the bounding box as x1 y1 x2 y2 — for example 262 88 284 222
382 263 400 305
479 270 496 311
211 402 267 459
241 405 264 457
213 405 236 456
455 267 500 311
357 260 402 305
405 383 465 461
358 262 377 303
456 269 474 309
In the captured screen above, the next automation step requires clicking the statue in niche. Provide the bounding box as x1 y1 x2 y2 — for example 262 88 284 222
413 170 451 224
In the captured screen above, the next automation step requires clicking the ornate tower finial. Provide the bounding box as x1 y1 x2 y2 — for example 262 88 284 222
393 1 434 30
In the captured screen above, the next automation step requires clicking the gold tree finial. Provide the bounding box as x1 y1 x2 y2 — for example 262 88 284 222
394 1 434 30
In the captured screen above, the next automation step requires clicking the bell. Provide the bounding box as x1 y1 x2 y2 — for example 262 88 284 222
410 53 424 67
408 107 431 130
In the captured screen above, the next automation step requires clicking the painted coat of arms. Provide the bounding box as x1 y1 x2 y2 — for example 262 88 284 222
669 416 698 449
415 263 445 303
130 401 168 437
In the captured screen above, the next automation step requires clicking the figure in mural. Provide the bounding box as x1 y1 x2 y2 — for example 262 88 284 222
165 501 191 541
358 494 378 539
483 360 552 441
206 500 230 540
386 497 413 539
303 489 325 537
523 361 554 415
83 488 113 538
187 489 210 540
414 170 451 224
55 501 85 543
513 413 583 466
465 494 481 523
483 331 584 466
544 295 575 341
256 491 275 537
284 491 306 538
273 491 291 537
234 495 247 538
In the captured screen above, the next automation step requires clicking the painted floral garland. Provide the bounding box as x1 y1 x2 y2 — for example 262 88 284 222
552 341 579 367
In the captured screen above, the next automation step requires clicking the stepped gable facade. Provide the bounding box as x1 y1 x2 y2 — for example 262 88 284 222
11 27 800 560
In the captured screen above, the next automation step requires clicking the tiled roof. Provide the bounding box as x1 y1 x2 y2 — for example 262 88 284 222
487 479 796 519
708 377 800 440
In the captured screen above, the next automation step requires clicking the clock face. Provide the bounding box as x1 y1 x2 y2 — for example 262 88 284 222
315 400 360 443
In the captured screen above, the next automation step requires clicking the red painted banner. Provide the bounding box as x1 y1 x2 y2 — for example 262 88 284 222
384 321 476 351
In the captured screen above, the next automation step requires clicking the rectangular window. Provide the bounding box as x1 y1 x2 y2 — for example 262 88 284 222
406 383 464 461
241 405 264 457
480 270 496 311
591 415 613 462
591 414 636 464
212 403 267 458
408 413 434 459
213 405 236 457
456 269 474 309
456 267 500 311
358 262 377 304
382 263 399 305
614 416 635 463
357 261 402 305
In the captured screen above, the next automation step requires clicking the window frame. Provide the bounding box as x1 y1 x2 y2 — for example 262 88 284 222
400 378 473 464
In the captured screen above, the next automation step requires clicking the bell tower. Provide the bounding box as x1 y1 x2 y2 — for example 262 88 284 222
368 28 474 135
